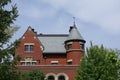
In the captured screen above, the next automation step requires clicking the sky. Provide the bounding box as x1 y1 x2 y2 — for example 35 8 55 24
11 0 120 50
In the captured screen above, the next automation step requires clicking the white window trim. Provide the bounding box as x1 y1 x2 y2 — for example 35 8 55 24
51 61 58 63
20 61 37 62
67 42 72 45
67 59 72 62
24 43 34 45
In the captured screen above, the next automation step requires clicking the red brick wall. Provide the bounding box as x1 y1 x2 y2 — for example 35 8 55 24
15 27 43 65
44 54 67 65
16 65 78 80
66 41 84 64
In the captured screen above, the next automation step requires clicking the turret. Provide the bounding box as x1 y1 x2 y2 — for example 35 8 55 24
65 24 86 65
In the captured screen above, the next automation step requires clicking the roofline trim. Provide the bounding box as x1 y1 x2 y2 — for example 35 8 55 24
65 39 86 43
43 52 66 54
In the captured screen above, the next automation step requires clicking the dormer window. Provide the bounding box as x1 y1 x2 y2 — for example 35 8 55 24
24 43 34 52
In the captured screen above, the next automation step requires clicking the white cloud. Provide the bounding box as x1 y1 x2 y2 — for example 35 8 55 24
41 0 120 35
18 1 56 19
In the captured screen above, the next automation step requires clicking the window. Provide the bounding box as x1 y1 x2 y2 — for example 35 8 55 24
21 62 36 66
58 75 65 80
21 57 37 66
80 44 84 50
68 62 72 65
24 45 34 52
32 62 36 65
26 62 31 66
68 44 72 50
48 75 55 80
51 61 58 65
21 62 25 66
67 59 72 65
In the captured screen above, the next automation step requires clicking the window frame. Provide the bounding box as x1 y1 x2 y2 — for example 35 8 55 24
80 43 84 50
67 59 72 65
24 43 34 52
58 75 65 80
67 42 72 50
51 61 58 65
21 57 37 66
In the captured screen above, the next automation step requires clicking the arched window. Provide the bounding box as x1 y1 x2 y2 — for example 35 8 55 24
58 75 65 80
48 75 55 80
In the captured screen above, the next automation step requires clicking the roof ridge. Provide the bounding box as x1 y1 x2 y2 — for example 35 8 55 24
37 34 68 37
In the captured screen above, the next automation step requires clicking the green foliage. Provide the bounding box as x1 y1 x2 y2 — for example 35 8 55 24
0 0 20 80
28 70 45 80
76 44 120 80
0 0 18 46
20 70 45 80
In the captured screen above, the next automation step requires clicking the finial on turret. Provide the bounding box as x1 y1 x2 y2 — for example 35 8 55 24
73 17 76 27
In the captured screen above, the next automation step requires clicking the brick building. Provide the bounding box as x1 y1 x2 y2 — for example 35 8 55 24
15 23 86 80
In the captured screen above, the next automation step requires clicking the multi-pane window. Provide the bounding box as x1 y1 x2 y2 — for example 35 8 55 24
21 57 36 66
24 45 34 52
21 62 36 66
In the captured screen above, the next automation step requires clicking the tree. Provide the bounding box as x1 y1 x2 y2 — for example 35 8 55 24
28 70 45 80
20 70 45 80
76 44 120 80
0 0 19 80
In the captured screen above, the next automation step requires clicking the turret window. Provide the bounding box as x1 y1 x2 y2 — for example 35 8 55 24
68 44 72 50
67 42 72 50
80 44 84 50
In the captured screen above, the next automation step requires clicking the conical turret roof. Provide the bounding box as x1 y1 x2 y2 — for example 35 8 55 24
65 24 85 43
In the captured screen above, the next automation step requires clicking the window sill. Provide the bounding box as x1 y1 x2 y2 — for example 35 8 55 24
24 51 34 53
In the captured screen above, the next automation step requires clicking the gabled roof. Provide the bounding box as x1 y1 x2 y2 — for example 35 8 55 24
37 34 68 53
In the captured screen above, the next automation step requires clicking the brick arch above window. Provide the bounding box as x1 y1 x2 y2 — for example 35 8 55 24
46 73 57 80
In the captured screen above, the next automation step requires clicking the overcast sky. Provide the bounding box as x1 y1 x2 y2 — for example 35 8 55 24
11 0 120 49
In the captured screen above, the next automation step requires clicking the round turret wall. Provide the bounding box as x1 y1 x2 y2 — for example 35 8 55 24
66 41 85 65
